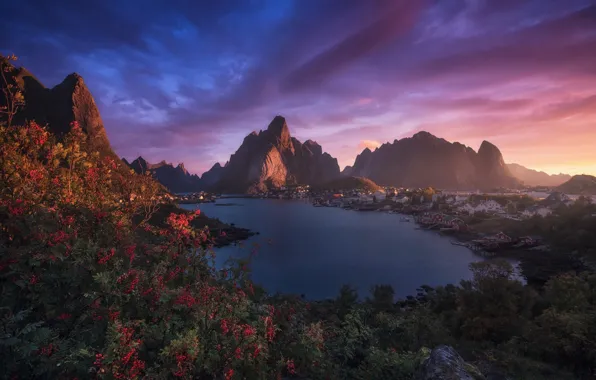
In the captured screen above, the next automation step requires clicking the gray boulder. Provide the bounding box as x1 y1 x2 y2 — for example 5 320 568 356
418 345 485 380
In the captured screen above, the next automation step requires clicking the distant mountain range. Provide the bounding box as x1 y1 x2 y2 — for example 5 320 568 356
123 157 203 193
213 116 340 193
506 163 571 187
556 175 596 195
344 131 520 191
5 56 581 194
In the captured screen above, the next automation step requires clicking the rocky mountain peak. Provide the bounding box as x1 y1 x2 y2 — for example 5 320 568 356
265 115 291 148
1 56 115 157
412 130 436 140
214 117 340 192
349 132 519 190
478 140 503 161
304 139 323 155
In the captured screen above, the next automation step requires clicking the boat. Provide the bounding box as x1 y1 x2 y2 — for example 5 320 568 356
400 217 410 222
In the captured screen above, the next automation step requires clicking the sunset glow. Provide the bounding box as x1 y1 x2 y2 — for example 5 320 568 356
2 0 595 175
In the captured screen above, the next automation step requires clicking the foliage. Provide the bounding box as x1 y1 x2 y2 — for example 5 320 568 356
2 61 596 379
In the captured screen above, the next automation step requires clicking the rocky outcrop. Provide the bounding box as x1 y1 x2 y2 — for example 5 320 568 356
215 116 340 193
126 156 203 193
1 56 115 156
349 131 520 190
507 163 571 187
418 346 485 380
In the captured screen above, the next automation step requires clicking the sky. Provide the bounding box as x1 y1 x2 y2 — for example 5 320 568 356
2 0 596 176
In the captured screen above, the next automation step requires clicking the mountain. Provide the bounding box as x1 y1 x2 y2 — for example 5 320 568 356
126 156 203 193
313 176 381 192
556 175 596 195
348 131 520 190
201 162 226 188
507 163 571 187
0 55 115 157
215 116 340 193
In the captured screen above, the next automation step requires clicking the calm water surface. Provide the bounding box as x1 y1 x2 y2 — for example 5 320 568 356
181 198 485 300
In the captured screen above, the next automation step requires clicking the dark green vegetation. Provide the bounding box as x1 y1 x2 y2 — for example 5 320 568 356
2 55 596 379
312 176 381 192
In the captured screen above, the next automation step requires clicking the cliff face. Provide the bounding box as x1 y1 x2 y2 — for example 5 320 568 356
349 131 520 190
127 156 203 193
1 56 115 156
507 163 571 187
216 116 340 192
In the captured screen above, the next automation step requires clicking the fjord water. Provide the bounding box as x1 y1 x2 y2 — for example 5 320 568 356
181 199 484 300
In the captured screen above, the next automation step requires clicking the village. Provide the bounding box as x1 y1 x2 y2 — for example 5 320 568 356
171 185 596 258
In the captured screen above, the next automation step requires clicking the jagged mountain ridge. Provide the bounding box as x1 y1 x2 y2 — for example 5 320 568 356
215 116 340 193
0 55 115 157
348 131 520 190
507 163 571 187
125 156 203 193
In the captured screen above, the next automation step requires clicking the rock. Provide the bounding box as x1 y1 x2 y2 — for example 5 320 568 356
1 56 115 157
126 156 203 193
215 115 340 193
417 345 485 380
348 132 520 190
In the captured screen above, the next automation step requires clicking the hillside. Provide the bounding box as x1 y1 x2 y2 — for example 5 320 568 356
556 174 596 195
348 131 520 190
313 176 381 192
507 163 571 187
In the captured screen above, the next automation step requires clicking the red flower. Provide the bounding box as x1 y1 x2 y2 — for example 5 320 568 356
28 169 44 182
29 275 38 285
130 359 145 378
109 310 120 321
121 347 137 365
174 290 196 308
242 324 256 337
57 313 71 320
125 244 136 263
40 344 54 357
252 344 261 359
94 353 104 367
221 319 230 335
224 369 234 380
97 248 116 264
287 359 296 375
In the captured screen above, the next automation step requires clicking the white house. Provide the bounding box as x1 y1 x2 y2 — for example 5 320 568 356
522 206 552 218
475 200 504 214
455 195 470 204
459 203 476 215
395 195 410 204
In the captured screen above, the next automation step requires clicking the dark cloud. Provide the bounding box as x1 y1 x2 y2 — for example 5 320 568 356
2 0 595 174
